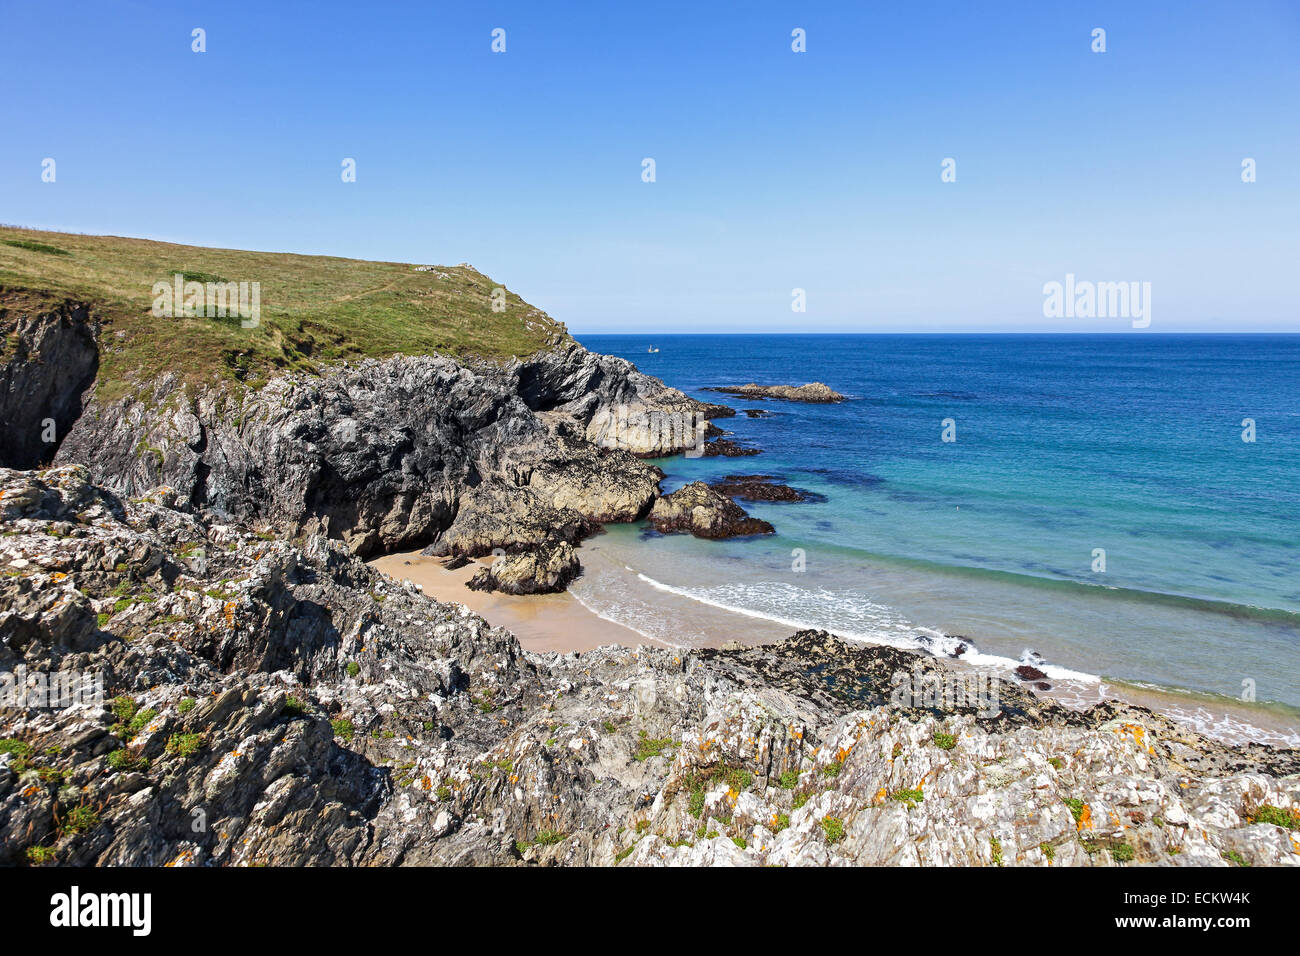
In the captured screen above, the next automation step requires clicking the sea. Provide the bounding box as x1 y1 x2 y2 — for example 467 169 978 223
569 333 1300 746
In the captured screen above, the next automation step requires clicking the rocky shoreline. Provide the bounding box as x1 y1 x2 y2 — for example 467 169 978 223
2 465 1298 867
3 297 1299 867
2 297 774 593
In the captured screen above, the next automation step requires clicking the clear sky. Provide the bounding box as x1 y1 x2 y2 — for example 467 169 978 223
1 1 1297 332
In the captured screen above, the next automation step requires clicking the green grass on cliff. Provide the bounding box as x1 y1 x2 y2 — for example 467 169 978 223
0 225 568 402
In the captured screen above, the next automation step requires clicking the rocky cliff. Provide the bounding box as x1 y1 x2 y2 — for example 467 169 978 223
2 466 1297 867
1 292 736 584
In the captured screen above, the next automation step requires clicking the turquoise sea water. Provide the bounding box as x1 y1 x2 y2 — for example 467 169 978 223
572 334 1300 740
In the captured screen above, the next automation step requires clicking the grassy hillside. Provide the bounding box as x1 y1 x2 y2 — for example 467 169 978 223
0 226 568 401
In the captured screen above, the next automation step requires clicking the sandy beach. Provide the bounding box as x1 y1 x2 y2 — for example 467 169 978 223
368 550 668 653
370 543 1300 748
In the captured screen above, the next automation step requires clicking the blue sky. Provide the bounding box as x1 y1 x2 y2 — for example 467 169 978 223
1 0 1297 332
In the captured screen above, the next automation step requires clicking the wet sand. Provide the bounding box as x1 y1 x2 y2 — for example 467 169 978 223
368 551 669 653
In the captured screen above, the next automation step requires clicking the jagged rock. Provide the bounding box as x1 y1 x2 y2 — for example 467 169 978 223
0 295 99 469
705 382 846 403
1 467 1297 867
422 485 596 558
647 481 774 539
509 343 731 456
45 346 670 563
466 541 580 595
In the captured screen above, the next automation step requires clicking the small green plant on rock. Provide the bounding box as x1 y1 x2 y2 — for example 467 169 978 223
821 816 845 844
933 732 957 751
1251 805 1299 830
633 730 674 762
165 732 202 758
26 845 57 865
890 787 924 807
107 748 143 772
331 718 355 742
57 801 100 837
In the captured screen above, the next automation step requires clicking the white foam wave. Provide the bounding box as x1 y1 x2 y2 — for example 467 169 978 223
633 574 1101 682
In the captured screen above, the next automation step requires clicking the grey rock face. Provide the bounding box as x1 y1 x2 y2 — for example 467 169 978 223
509 343 732 456
2 300 735 593
648 481 775 539
0 297 99 468
466 541 581 595
48 346 680 568
1 467 1297 867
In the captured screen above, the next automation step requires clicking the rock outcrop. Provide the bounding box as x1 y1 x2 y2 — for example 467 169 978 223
53 352 669 562
465 541 581 595
0 294 99 469
706 382 846 403
0 294 727 591
509 343 732 456
647 481 775 539
2 467 1297 868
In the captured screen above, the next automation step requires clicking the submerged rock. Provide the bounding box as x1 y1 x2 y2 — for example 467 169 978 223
710 474 808 502
647 481 775 539
699 438 761 457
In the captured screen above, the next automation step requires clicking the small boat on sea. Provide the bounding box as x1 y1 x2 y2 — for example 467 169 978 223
647 346 659 353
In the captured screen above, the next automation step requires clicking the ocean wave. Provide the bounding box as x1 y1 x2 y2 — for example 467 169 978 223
787 541 1300 626
631 574 1102 683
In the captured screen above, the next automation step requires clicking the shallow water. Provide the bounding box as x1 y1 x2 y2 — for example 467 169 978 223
573 333 1300 743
